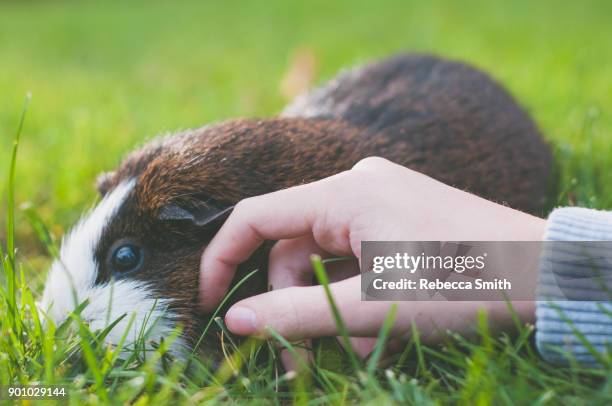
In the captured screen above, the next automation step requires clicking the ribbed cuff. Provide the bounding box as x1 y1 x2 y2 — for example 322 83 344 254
536 207 612 366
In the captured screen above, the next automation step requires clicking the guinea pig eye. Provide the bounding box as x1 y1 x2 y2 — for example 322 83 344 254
111 244 143 275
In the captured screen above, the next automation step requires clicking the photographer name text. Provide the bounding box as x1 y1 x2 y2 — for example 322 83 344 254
372 278 512 291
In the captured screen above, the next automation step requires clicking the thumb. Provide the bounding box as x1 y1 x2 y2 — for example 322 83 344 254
225 276 366 341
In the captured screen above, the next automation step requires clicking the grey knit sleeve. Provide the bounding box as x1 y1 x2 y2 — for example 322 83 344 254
536 207 612 366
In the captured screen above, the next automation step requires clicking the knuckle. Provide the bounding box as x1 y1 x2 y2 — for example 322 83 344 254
232 197 259 226
230 197 265 242
352 156 391 170
234 197 253 213
312 214 350 255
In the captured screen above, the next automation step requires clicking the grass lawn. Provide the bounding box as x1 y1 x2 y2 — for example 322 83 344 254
1 0 611 403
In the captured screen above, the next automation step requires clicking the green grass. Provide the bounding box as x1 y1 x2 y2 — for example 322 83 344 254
1 0 612 403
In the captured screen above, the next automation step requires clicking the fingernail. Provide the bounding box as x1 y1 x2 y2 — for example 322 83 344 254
226 307 258 335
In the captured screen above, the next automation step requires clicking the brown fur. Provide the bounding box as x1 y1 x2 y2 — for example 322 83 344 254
87 54 554 355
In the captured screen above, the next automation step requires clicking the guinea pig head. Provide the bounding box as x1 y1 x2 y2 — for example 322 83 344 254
38 116 383 357
38 121 282 357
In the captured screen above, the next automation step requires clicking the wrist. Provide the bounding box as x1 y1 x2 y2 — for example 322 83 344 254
472 193 547 241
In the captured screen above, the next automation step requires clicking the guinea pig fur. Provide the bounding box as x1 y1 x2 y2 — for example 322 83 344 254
40 54 554 360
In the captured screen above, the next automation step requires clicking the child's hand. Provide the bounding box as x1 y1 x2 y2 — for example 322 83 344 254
199 157 544 360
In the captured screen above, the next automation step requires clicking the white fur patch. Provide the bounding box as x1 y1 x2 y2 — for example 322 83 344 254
40 179 184 355
76 279 180 351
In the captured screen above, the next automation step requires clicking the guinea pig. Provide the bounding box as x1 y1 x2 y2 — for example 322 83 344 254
39 53 554 359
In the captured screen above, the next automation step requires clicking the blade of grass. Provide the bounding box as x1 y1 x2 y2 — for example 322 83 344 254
70 313 108 401
22 203 60 259
266 326 332 392
411 321 427 377
310 254 361 373
191 268 260 356
3 93 31 348
366 303 397 375
213 316 242 356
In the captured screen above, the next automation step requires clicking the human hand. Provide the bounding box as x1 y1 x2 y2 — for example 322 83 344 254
199 157 545 363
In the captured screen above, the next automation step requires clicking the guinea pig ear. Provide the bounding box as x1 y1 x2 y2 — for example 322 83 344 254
96 171 116 196
158 202 234 229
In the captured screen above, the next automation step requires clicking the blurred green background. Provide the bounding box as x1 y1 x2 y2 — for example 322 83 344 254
1 0 611 264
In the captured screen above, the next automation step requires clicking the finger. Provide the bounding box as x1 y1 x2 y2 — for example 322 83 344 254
268 235 329 290
200 176 352 312
225 276 408 340
200 183 318 312
226 277 498 342
271 239 359 290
